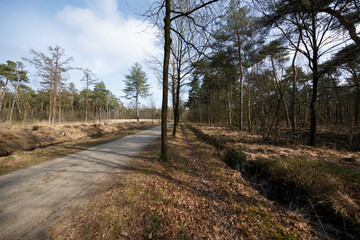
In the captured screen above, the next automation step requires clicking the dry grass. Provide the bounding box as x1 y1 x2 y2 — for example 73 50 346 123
188 123 360 232
0 121 158 174
50 124 315 240
0 119 160 129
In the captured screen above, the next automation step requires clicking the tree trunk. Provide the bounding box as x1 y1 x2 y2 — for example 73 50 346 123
322 79 331 123
309 68 319 146
248 84 251 132
353 71 359 126
309 16 319 146
292 40 299 141
71 93 74 119
48 81 52 124
270 55 290 128
227 85 232 126
209 94 213 126
304 81 309 127
58 84 62 123
237 35 244 130
171 61 177 136
173 58 181 136
52 79 56 124
136 94 139 122
9 73 21 122
198 93 201 123
85 81 89 123
0 78 9 116
160 0 171 161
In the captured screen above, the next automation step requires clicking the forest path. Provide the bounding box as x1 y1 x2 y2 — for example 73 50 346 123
0 124 168 240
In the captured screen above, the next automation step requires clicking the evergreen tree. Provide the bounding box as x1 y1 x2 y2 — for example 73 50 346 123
123 63 150 122
2 61 29 122
91 81 108 122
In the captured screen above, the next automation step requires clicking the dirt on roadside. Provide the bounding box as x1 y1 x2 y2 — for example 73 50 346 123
0 120 159 157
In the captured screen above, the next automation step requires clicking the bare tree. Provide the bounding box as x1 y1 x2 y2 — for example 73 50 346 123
81 68 97 123
24 46 73 124
144 0 223 160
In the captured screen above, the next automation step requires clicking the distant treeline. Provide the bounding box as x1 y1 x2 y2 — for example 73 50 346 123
0 47 160 123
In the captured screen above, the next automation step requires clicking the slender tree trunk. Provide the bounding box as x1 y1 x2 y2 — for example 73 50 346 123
198 94 201 123
136 94 139 122
173 60 181 136
237 36 244 130
309 17 319 146
0 78 9 117
9 73 21 122
52 78 56 124
353 71 359 126
227 85 232 126
58 84 62 123
171 61 177 136
160 0 171 161
304 81 309 126
266 97 281 140
291 40 299 141
248 84 251 132
85 81 89 123
209 94 213 126
48 81 52 124
296 89 303 124
323 79 331 122
271 55 290 127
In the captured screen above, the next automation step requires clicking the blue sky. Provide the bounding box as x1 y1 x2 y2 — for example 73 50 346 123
0 0 163 107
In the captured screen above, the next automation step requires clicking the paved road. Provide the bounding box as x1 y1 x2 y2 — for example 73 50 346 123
0 124 167 240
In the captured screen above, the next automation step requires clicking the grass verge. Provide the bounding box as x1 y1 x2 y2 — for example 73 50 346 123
188 123 360 237
0 124 157 174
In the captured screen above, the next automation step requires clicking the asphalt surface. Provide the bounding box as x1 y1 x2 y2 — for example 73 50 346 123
0 124 167 239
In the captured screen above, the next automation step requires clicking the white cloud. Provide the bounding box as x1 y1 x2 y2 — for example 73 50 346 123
56 1 160 76
87 0 119 19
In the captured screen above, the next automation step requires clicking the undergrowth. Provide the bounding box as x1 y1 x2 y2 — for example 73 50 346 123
188 123 360 237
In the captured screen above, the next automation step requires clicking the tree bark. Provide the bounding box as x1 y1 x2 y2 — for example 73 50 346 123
173 54 181 136
309 13 319 146
171 60 177 136
237 34 244 130
160 0 171 161
291 52 298 140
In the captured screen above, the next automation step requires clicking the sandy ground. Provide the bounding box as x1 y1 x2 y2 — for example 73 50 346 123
0 124 168 240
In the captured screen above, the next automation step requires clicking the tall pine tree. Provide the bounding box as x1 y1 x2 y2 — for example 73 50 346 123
123 63 150 122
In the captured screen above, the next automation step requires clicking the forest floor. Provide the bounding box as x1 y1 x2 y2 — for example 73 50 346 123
51 124 316 239
187 123 360 238
0 120 159 174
